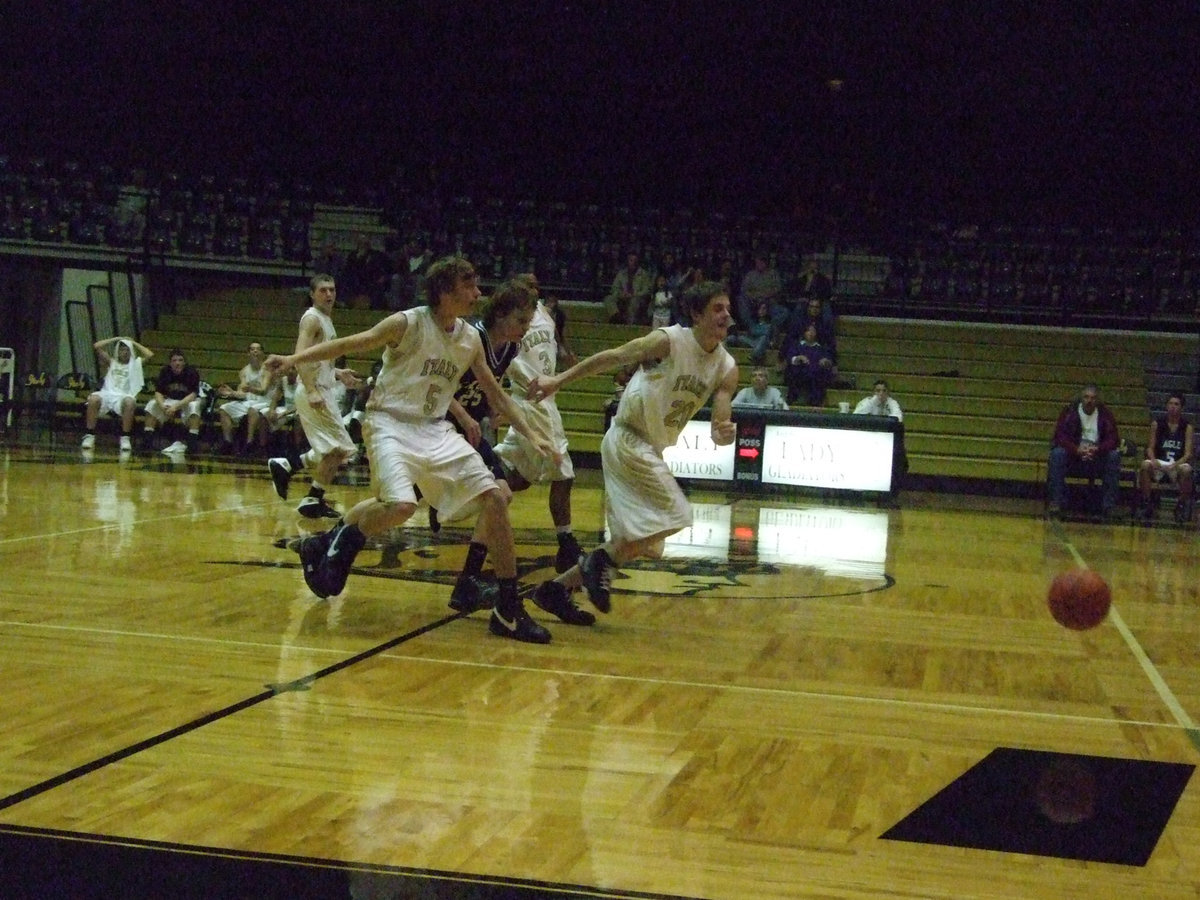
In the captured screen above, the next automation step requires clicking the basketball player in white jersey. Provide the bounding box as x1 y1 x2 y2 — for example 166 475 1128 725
526 281 739 614
81 335 154 451
267 274 362 518
493 273 586 578
264 256 560 644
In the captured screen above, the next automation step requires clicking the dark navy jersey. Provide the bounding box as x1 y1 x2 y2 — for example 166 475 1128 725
452 319 519 423
1154 415 1190 462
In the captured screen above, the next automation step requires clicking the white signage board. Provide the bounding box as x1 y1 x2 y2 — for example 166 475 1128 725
760 424 893 492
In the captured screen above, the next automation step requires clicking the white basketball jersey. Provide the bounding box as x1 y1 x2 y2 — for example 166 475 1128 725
103 359 133 394
614 325 735 453
239 363 271 393
506 302 558 395
299 306 337 393
369 306 479 420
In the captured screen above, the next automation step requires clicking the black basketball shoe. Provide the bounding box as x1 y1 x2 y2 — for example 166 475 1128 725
580 548 614 613
267 458 292 500
487 605 552 644
449 575 499 613
297 529 336 599
297 496 340 519
533 580 596 626
554 532 584 574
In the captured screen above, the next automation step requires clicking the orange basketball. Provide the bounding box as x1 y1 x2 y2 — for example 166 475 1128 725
1047 570 1112 630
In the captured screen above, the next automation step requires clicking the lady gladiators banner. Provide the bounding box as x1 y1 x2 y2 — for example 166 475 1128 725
661 409 896 494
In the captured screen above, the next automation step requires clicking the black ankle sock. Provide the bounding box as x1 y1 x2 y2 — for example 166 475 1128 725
556 531 576 545
463 541 487 578
495 577 520 617
333 522 367 559
286 450 304 471
307 485 325 500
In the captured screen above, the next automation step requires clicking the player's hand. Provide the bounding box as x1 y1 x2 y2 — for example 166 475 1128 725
462 417 482 447
533 437 563 466
264 354 291 373
527 374 561 402
335 369 364 389
712 419 736 446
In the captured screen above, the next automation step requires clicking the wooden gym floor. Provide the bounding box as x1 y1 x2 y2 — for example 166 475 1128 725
0 439 1198 899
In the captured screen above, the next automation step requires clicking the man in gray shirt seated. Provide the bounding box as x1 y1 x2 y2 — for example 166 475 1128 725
731 367 788 410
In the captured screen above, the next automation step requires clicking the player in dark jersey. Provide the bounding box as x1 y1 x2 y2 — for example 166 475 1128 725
1137 392 1194 523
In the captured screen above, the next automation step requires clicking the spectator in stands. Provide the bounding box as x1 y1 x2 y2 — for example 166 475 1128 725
797 257 833 304
732 366 788 410
341 233 391 310
783 296 837 363
387 236 432 310
854 378 908 505
215 341 274 456
726 300 773 365
650 274 675 329
311 238 344 284
605 251 653 324
1137 392 1194 524
853 378 903 420
1046 383 1122 520
781 323 837 406
737 253 783 334
657 251 695 302
81 336 153 452
143 349 204 456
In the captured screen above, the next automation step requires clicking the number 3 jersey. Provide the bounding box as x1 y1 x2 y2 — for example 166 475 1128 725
368 306 479 421
613 324 736 453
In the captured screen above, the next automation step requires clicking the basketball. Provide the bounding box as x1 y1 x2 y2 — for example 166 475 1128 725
1047 570 1111 630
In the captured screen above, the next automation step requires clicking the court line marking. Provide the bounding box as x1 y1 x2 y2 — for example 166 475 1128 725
0 503 273 545
1062 538 1198 733
1 617 1194 736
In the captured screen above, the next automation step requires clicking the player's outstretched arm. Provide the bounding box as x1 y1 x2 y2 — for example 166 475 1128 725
527 330 670 402
266 314 407 374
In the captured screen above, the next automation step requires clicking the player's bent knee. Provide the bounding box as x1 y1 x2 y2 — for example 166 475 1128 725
377 500 417 525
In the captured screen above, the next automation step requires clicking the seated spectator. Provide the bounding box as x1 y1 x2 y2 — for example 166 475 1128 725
81 336 153 452
781 323 837 406
725 300 773 365
650 274 675 329
143 349 205 456
853 378 908 504
1137 392 1194 524
738 253 783 334
797 257 833 304
1046 383 1122 520
731 367 788 410
853 378 903 420
605 251 653 324
215 341 274 455
782 296 837 364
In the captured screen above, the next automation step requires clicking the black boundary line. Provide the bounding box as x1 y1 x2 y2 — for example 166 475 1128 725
0 614 461 813
0 824 693 900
